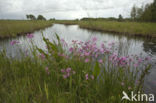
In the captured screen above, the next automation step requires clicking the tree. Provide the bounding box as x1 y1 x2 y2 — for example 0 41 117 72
29 14 36 20
118 14 123 21
26 14 36 20
37 15 46 20
131 5 137 20
136 6 144 19
138 0 156 22
26 15 30 20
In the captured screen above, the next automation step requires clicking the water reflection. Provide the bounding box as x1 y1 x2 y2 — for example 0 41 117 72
0 24 155 95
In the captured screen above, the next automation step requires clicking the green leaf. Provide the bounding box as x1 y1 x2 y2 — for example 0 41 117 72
93 62 100 79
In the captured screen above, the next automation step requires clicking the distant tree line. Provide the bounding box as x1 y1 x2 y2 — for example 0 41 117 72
26 14 46 20
81 0 155 22
130 0 156 22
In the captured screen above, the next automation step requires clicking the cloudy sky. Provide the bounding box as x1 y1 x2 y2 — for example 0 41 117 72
0 0 154 20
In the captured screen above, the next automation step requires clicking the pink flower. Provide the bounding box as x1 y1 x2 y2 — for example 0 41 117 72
98 59 103 63
138 58 143 63
101 43 105 48
85 74 89 80
69 47 73 52
95 53 98 58
108 42 115 46
40 53 45 59
27 34 34 39
67 73 70 77
61 69 65 73
66 68 71 73
84 52 90 56
92 37 97 42
72 40 77 44
63 75 67 79
145 56 151 61
85 58 89 63
10 40 19 46
134 63 138 68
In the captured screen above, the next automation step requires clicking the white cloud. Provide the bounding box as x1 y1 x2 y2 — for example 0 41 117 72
0 0 154 19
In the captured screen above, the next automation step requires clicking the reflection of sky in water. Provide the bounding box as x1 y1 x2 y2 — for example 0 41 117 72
0 24 155 95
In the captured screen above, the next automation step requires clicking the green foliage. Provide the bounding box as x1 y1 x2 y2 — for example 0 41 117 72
118 14 123 22
37 15 46 20
26 14 36 20
131 5 137 20
0 34 151 103
93 62 100 79
131 0 156 22
0 20 53 38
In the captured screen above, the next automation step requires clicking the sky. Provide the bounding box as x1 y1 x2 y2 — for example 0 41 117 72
0 0 154 20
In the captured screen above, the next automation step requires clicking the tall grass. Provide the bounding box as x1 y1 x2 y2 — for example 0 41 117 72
0 34 151 103
0 20 53 38
54 20 156 37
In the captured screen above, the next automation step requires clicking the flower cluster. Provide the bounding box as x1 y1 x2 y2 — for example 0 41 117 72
10 40 20 46
85 74 94 80
27 34 34 39
61 68 76 79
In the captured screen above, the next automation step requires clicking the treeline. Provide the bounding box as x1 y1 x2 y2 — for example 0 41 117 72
81 0 156 22
131 0 156 22
80 16 129 22
26 14 46 20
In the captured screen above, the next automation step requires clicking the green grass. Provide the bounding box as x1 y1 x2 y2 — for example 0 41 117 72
54 20 156 37
0 20 53 38
0 34 151 103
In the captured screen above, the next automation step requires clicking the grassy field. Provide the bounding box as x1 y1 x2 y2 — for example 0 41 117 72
54 20 156 38
0 34 151 103
0 20 53 38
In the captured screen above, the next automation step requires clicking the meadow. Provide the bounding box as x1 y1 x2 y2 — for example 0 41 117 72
54 20 156 38
0 20 156 39
0 34 152 103
0 20 53 38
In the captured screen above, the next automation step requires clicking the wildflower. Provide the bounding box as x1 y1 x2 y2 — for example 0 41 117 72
63 75 67 79
92 37 97 42
67 72 70 77
145 56 151 61
84 52 90 56
10 40 19 46
40 53 45 59
101 43 105 48
69 47 73 52
108 42 115 46
98 59 103 63
72 40 77 44
27 33 34 39
61 69 65 73
66 68 71 73
85 74 89 80
95 53 98 58
100 48 104 54
134 63 138 68
138 58 143 63
85 58 89 63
